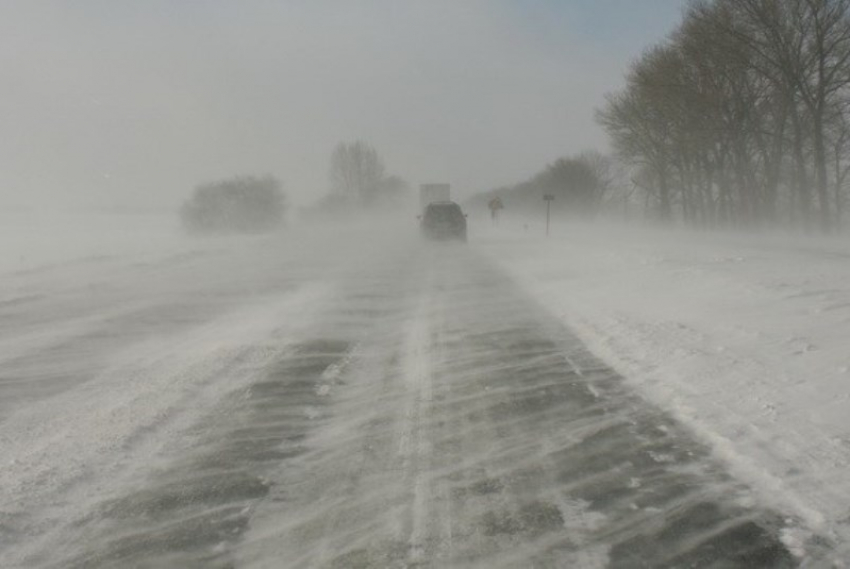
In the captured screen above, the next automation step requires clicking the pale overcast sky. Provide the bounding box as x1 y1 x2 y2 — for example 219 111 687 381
0 1 687 210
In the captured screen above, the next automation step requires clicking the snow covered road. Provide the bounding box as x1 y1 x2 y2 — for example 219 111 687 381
0 224 835 567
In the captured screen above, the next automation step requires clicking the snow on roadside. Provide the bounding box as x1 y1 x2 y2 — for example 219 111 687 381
0 283 332 565
477 221 850 552
0 211 186 275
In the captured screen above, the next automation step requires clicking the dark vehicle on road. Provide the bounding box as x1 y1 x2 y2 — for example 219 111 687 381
420 201 467 242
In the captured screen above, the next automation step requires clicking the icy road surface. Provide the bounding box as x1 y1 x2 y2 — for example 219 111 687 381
0 226 831 567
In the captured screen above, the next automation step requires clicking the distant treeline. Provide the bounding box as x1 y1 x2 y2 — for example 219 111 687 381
468 151 616 219
180 175 286 234
180 141 409 234
597 0 850 232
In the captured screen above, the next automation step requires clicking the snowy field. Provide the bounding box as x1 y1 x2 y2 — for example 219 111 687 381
478 216 850 554
0 212 188 275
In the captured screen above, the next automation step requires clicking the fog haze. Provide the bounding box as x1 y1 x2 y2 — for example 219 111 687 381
1 1 685 211
7 2 850 566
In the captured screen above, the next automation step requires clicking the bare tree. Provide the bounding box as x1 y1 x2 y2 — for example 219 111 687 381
597 46 680 221
828 101 850 225
329 140 386 205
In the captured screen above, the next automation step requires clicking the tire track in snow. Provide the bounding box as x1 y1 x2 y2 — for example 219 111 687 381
398 273 441 565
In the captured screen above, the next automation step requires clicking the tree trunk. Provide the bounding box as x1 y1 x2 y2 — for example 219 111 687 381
791 108 812 231
812 112 832 232
657 166 672 222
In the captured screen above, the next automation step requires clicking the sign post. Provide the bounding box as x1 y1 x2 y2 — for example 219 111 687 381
488 197 504 225
543 194 554 237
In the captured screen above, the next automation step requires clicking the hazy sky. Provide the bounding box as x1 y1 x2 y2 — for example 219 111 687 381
1 1 687 211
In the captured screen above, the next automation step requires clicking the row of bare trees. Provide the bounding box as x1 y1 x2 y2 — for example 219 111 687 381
469 151 616 218
181 175 287 234
597 0 850 231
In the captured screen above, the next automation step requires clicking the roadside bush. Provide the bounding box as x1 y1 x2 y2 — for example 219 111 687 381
180 175 287 234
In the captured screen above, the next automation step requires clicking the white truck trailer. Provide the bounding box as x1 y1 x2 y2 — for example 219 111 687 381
419 183 451 210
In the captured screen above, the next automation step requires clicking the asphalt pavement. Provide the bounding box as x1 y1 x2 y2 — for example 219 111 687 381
0 234 829 567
